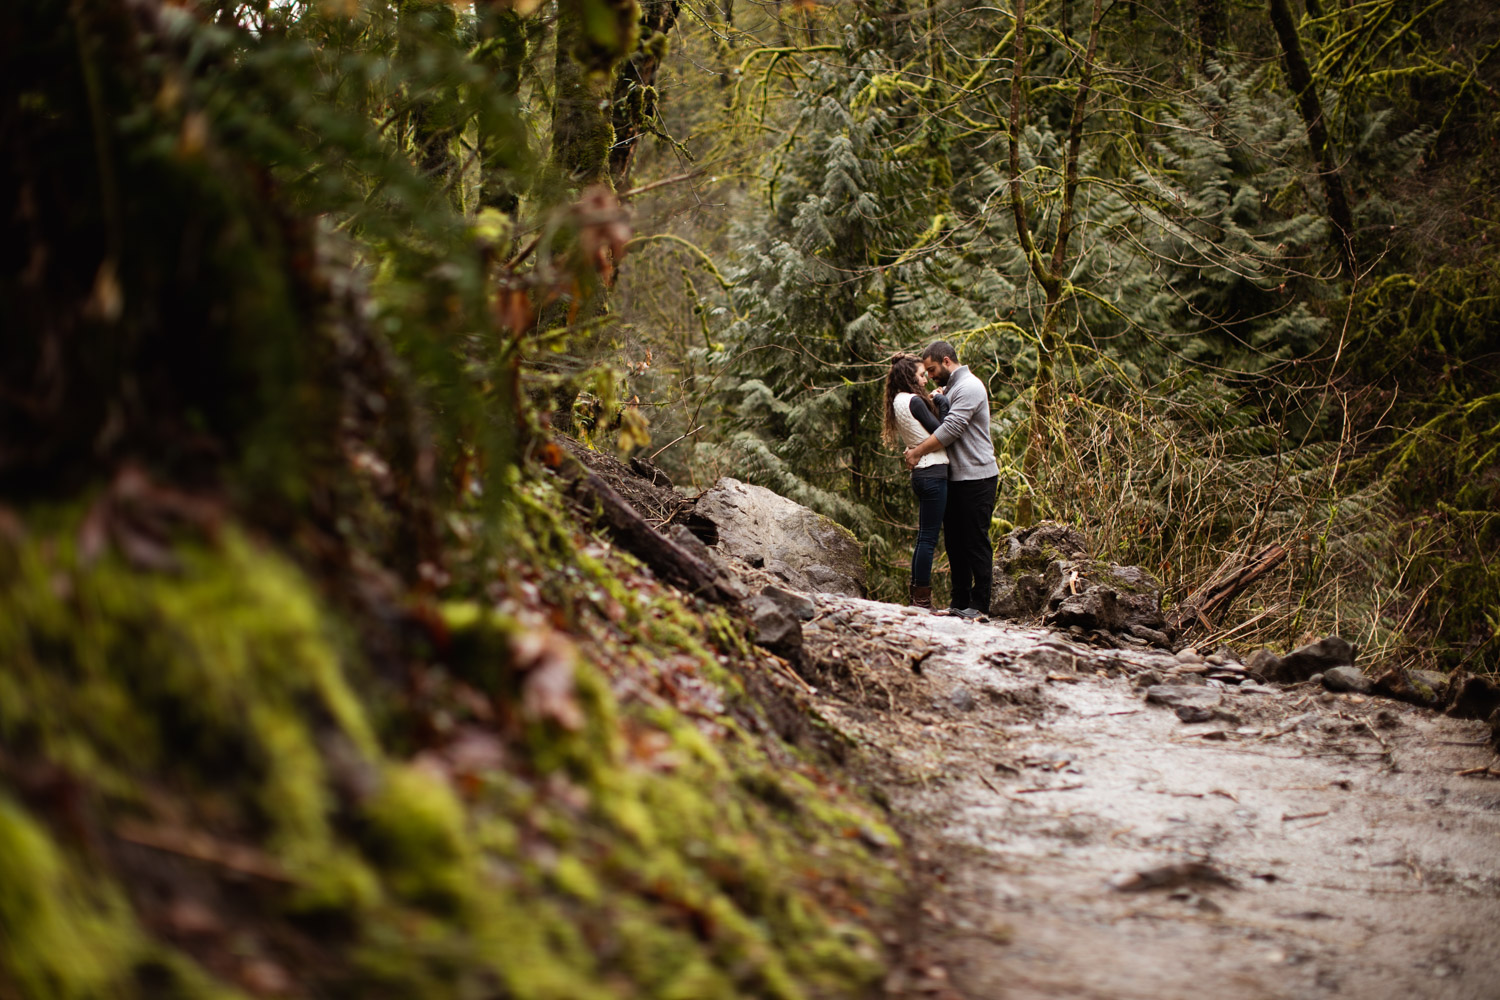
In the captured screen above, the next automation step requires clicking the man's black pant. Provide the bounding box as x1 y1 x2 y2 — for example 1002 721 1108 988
944 476 997 612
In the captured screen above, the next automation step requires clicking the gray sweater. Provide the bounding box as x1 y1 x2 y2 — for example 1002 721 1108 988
931 365 999 481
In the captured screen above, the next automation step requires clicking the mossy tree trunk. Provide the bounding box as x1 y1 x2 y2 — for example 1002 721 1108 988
551 0 640 188
608 0 682 189
476 1 529 218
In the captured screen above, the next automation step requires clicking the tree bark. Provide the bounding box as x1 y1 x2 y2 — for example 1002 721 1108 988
609 0 682 189
551 0 639 188
1268 0 1357 278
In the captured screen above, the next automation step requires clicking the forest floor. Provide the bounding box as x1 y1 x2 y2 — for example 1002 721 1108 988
800 595 1500 1000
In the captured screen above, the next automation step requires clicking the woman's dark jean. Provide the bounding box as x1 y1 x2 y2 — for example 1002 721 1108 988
910 470 948 587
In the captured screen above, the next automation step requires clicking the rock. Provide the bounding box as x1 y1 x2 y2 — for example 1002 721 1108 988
1145 685 1221 711
1175 704 1214 723
988 521 1087 620
1213 644 1242 665
1018 646 1078 674
1048 587 1122 631
1133 669 1164 688
946 688 977 712
1445 673 1500 721
989 571 1048 620
1041 559 1166 636
759 584 815 621
1249 637 1356 684
693 478 865 597
663 524 748 600
1129 624 1170 647
743 595 803 660
1275 636 1357 682
1374 667 1451 709
1175 647 1203 664
1322 666 1373 694
1246 648 1282 679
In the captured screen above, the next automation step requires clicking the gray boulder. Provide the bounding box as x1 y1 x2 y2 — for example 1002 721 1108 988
1322 666 1374 694
693 478 865 597
1250 636 1356 683
1374 667 1451 709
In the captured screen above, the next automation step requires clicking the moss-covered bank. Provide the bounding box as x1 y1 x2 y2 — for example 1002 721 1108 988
0 497 900 999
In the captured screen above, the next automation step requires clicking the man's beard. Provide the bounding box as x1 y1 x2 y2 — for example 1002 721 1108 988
933 369 950 387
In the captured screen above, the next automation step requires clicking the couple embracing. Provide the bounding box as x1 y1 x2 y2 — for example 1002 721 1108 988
882 341 999 619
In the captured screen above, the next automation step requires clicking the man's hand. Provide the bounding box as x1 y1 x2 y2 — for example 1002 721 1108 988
903 446 920 470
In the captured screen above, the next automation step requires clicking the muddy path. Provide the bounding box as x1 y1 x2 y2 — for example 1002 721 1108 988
801 596 1500 1000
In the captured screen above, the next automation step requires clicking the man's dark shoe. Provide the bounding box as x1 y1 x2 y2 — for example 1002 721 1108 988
951 607 983 621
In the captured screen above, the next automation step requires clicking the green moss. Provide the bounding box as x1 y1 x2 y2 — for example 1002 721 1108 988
1 498 898 1000
362 764 472 909
0 796 144 998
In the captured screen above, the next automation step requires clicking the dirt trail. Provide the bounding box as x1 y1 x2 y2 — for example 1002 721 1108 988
804 595 1500 1000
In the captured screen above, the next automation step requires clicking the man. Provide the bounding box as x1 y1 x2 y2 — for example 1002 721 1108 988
903 341 999 620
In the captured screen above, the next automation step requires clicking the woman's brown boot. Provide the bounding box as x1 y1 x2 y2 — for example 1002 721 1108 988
910 585 933 609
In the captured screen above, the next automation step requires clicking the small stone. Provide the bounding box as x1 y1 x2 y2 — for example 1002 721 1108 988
1323 666 1373 694
1175 704 1214 723
1247 648 1283 679
1128 624 1170 647
1175 647 1203 664
948 688 977 712
1145 685 1221 710
1133 669 1164 689
1307 672 1324 687
1206 654 1228 666
760 585 815 621
743 595 803 659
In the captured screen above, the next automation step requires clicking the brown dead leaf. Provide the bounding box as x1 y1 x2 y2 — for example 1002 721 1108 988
511 630 584 730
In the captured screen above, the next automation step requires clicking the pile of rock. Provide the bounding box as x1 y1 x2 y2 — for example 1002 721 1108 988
1240 636 1500 745
989 522 1173 649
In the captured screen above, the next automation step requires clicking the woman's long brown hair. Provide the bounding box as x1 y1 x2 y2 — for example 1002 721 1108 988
882 353 939 446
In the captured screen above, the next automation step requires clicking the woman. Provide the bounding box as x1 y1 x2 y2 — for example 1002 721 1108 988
883 354 950 609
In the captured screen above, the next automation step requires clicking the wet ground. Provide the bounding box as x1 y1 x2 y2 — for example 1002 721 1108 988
804 595 1500 1000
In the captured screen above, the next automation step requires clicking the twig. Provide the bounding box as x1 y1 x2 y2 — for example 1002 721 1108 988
1455 766 1500 778
1013 783 1085 795
1282 810 1331 821
648 424 705 462
114 820 291 883
617 170 704 200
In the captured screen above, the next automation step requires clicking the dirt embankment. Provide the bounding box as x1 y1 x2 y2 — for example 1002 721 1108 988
804 595 1500 1000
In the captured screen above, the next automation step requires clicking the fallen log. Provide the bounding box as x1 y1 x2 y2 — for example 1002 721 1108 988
544 442 739 605
1169 543 1287 636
